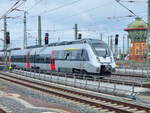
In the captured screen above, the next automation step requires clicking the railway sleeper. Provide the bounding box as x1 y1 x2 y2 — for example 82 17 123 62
127 108 138 112
107 111 116 113
1 73 150 113
7 77 135 113
127 109 147 113
134 110 147 113
100 109 110 112
113 105 124 108
119 107 131 110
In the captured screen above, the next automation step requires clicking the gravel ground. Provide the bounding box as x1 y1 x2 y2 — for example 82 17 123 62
0 97 57 113
0 79 103 113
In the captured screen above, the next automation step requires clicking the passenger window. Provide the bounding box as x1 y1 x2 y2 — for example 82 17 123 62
65 51 70 59
72 51 78 60
82 50 89 61
35 55 40 63
45 54 50 63
61 51 67 60
67 51 72 60
76 50 82 60
55 51 59 60
55 50 89 61
67 50 77 60
24 55 26 62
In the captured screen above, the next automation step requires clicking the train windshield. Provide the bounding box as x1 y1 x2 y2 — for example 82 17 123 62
92 43 110 57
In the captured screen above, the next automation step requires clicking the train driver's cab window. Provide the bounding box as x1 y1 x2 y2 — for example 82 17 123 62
92 43 110 57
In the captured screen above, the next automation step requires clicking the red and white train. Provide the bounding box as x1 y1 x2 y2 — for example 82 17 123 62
0 39 116 76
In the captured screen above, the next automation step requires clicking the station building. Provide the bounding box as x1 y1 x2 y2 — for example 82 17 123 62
124 17 149 63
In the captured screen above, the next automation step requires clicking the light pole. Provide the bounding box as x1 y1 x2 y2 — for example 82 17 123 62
100 33 103 40
147 0 150 65
110 35 113 52
4 16 8 70
123 34 129 56
127 35 130 55
108 36 110 47
74 24 78 40
24 11 27 49
122 35 126 60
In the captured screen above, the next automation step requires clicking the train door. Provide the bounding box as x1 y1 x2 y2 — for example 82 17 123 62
33 51 36 68
8 51 11 67
80 44 86 72
50 50 56 71
1 54 4 65
27 51 30 70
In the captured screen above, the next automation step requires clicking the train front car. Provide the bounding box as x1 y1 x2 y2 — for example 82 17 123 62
87 39 115 76
8 38 115 77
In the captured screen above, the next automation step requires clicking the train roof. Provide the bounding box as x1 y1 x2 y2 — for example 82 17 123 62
0 48 21 52
51 38 105 45
3 38 106 52
24 38 105 49
49 38 105 47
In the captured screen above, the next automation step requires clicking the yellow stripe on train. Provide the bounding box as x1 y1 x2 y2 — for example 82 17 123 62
64 48 79 50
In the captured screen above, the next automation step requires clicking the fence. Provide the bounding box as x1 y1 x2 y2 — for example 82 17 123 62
10 68 140 97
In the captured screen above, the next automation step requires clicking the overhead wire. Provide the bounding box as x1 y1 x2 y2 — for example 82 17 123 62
7 0 83 38
26 0 44 12
27 0 82 18
0 0 25 20
4 0 147 37
120 0 147 3
8 0 45 25
11 0 133 34
11 0 82 25
51 1 114 23
115 0 137 16
92 0 146 31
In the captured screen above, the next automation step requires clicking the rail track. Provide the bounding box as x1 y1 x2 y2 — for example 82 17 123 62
103 75 147 87
0 109 7 113
12 69 150 88
108 73 150 88
112 73 149 79
0 72 150 113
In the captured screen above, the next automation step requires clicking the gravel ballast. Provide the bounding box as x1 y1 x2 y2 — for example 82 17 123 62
0 79 102 113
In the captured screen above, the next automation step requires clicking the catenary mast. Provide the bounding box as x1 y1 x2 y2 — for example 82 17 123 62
147 0 150 64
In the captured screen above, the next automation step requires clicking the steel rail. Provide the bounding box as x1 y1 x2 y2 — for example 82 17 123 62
112 73 149 78
0 109 7 113
0 72 149 113
14 69 150 88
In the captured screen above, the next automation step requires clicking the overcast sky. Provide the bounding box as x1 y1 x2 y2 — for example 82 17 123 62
0 0 147 52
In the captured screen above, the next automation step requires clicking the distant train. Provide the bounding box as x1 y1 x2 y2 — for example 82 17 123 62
0 38 116 76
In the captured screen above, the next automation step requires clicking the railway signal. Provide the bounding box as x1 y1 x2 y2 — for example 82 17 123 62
45 33 49 45
6 32 10 44
114 34 119 59
78 33 82 39
115 34 119 45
